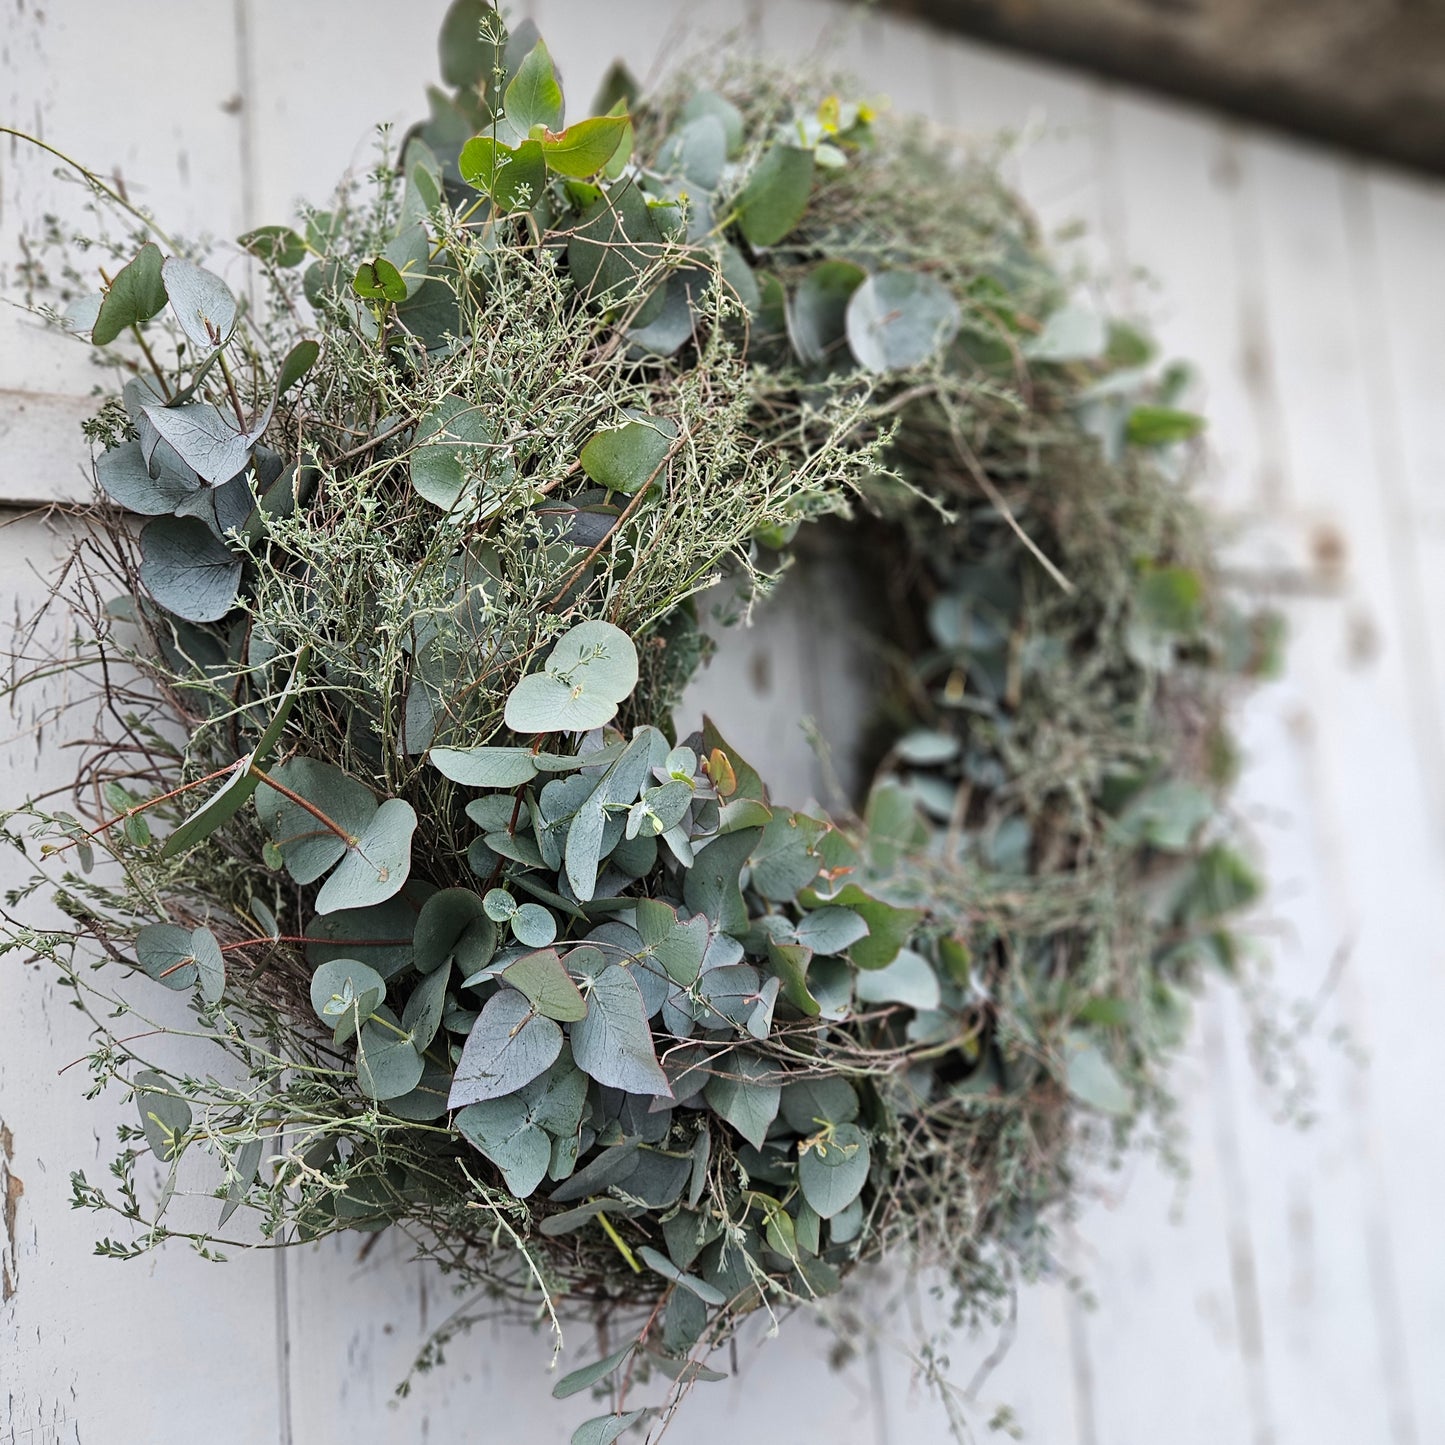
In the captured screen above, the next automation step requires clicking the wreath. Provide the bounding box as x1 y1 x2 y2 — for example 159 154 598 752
4 2 1274 1435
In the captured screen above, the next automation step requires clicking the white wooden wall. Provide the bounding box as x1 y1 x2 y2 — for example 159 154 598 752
4 3 1445 1442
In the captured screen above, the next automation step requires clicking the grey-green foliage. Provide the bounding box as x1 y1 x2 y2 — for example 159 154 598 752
1 0 1277 1429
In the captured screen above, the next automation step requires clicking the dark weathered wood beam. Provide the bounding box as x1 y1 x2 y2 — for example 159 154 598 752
883 0 1445 174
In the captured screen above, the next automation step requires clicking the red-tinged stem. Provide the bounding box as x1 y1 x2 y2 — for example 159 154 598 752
249 767 358 845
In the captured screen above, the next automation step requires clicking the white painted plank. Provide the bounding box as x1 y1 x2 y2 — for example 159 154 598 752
0 515 285 1445
0 2 251 424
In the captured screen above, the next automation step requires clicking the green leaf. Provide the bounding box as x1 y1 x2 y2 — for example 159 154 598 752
797 1122 870 1218
414 887 497 976
136 922 199 991
683 827 762 936
571 964 670 1096
430 744 540 787
382 223 429 299
500 37 563 144
567 183 665 309
352 257 407 303
161 644 310 859
95 439 201 515
239 225 306 267
437 0 502 89
682 90 744 155
703 1051 780 1149
749 810 824 901
846 269 960 374
401 961 450 1050
1113 778 1213 851
503 948 585 1021
636 897 708 985
140 402 253 486
355 1007 425 1101
92 242 168 346
310 957 386 1043
277 339 319 397
855 947 940 1010
1126 405 1206 446
410 394 509 511
256 758 374 885
552 1342 636 1400
1025 303 1106 362
133 1070 190 1162
579 413 677 495
190 926 226 1004
793 907 868 956
161 257 238 353
510 901 557 947
305 894 418 978
802 883 921 971
314 798 417 914
787 259 865 366
504 620 639 734
660 115 727 188
637 1245 727 1305
765 938 818 1016
540 115 630 178
1134 565 1205 635
456 1094 552 1197
449 987 563 1107
735 145 814 247
459 135 548 211
138 515 241 623
1063 1035 1133 1115
571 1411 650 1445
780 1076 859 1133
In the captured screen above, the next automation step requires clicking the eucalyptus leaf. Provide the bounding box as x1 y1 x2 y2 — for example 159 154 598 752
571 1411 650 1445
134 1070 190 1162
141 402 253 487
846 270 960 374
552 1342 635 1400
136 922 198 991
703 1051 780 1149
540 116 630 178
579 414 676 495
797 1122 870 1219
500 38 564 144
787 259 865 366
162 257 238 352
430 744 540 787
138 515 241 623
505 620 639 734
355 1007 425 1101
1064 1035 1133 1115
449 988 563 1107
95 439 201 515
456 1094 552 1197
571 964 670 1097
92 242 167 345
635 897 708 985
314 798 417 914
503 947 586 1021
855 948 940 1011
736 145 814 247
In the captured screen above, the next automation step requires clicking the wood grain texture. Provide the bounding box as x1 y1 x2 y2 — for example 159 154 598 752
3 2 1444 1441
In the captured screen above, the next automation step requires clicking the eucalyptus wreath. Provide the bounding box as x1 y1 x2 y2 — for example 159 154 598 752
3 2 1276 1436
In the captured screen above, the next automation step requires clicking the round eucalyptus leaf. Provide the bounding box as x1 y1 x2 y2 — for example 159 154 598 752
504 620 639 735
415 887 496 975
410 395 511 511
510 902 557 948
787 259 866 366
456 1095 551 1197
355 1007 426 1101
138 515 242 623
310 957 387 1030
191 926 226 1005
502 947 584 1021
385 1058 454 1121
136 922 198 990
96 439 201 515
845 269 960 374
162 256 238 353
736 144 814 247
578 414 677 495
314 798 418 914
797 1123 870 1218
483 888 518 922
140 401 253 486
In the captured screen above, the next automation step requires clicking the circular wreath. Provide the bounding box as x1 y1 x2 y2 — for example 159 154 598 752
6 1 1273 1432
